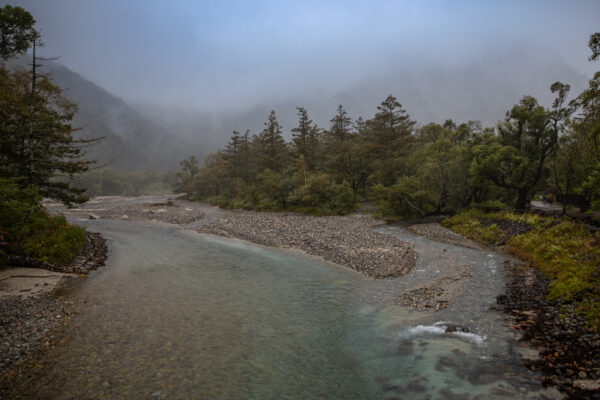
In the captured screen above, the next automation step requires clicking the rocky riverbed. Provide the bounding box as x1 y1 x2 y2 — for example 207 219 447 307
406 223 482 249
45 195 205 226
198 210 417 279
0 231 108 382
497 260 600 399
48 196 417 278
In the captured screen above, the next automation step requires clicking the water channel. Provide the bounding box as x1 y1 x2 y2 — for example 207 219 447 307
12 218 560 399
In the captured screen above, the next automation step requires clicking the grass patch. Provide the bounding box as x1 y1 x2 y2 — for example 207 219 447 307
443 210 600 328
441 211 503 244
507 221 600 326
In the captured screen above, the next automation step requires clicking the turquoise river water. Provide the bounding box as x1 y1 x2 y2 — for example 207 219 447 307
11 219 561 399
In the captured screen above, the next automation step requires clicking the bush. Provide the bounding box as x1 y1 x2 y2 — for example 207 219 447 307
0 178 86 266
441 211 503 243
374 177 436 218
288 174 356 215
18 213 86 265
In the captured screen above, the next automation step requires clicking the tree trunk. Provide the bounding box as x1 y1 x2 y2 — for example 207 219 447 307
515 189 530 210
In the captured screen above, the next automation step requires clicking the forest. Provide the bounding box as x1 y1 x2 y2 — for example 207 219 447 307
176 33 600 219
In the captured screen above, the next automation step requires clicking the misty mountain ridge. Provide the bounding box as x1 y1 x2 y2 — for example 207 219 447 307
135 49 589 150
8 56 200 171
6 48 590 171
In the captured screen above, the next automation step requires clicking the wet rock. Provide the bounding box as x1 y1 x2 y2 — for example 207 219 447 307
444 324 471 334
498 261 600 398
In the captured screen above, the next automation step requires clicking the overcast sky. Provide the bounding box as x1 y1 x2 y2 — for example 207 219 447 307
9 0 600 113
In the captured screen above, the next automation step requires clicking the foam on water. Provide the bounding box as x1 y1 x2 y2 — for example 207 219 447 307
401 321 487 345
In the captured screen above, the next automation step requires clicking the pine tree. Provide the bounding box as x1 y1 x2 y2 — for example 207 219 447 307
291 107 311 156
291 107 320 170
327 105 353 142
257 110 287 172
366 94 415 158
223 129 252 183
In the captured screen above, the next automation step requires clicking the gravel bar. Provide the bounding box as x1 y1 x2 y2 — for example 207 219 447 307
198 210 417 279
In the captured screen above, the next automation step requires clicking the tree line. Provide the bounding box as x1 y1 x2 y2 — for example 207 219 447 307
177 32 600 217
0 5 92 265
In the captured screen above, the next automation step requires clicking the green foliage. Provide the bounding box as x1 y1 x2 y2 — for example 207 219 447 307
0 178 41 263
17 213 86 265
0 17 97 204
441 211 503 244
444 210 600 327
580 162 600 211
177 33 600 221
0 178 85 266
0 6 90 268
0 5 36 60
289 173 355 215
256 110 288 173
374 177 436 218
509 221 600 326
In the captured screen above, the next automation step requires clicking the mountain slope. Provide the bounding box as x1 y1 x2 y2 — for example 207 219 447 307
9 57 197 171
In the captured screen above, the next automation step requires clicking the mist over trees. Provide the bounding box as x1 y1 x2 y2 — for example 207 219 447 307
177 33 600 217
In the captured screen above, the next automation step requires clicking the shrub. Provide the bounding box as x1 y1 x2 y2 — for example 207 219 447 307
288 174 356 215
0 178 86 266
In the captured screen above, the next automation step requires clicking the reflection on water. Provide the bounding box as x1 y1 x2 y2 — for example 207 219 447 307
13 220 559 399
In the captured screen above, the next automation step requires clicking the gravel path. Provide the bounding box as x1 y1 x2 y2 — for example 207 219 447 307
198 210 417 279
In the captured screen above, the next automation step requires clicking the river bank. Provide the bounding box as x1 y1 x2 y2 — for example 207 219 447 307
497 260 600 398
0 231 108 384
441 210 600 399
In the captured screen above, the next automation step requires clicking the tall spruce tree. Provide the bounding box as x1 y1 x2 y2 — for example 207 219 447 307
327 105 353 142
366 94 415 158
291 107 320 170
257 110 287 172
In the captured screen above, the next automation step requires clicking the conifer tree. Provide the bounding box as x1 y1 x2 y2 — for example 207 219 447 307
291 107 320 170
257 110 287 172
327 105 353 142
366 94 415 158
0 6 96 204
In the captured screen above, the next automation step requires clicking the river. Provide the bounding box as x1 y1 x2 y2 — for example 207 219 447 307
11 217 560 399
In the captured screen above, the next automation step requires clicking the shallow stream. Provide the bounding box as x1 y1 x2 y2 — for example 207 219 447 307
12 219 560 399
